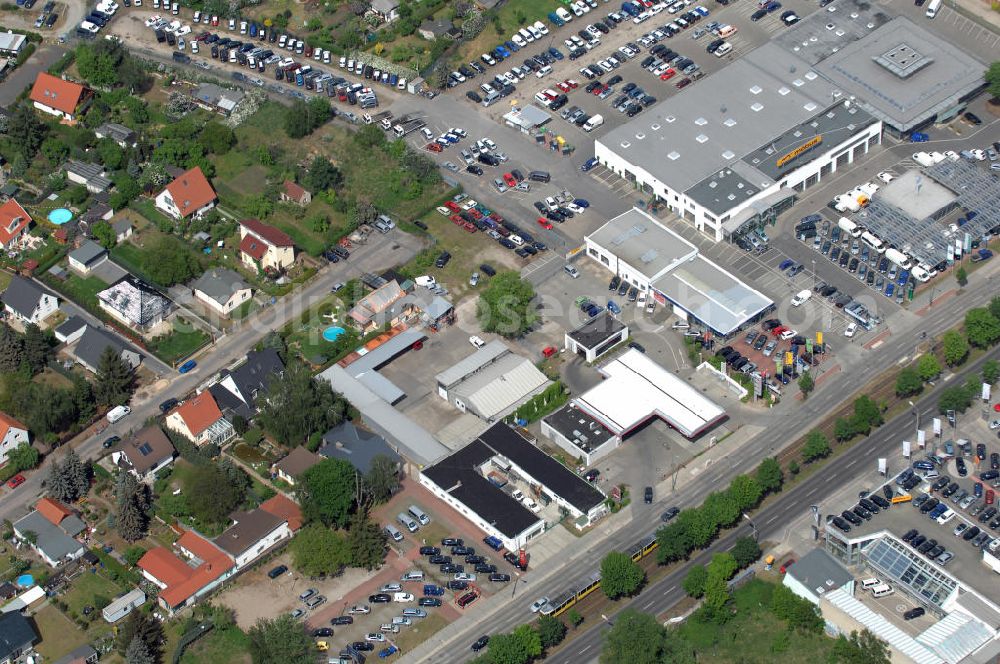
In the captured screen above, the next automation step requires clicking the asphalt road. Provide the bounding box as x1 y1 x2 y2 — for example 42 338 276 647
546 343 1000 664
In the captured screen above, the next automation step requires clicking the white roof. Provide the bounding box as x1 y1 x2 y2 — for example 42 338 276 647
823 588 944 664
573 349 725 438
452 354 551 421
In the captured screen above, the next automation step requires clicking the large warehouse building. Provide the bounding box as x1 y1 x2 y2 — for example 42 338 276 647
585 208 772 336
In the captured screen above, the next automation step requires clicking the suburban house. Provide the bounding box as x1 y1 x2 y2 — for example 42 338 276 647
280 180 311 207
208 347 285 419
319 422 400 474
97 275 170 330
12 498 86 567
112 219 133 243
52 644 99 664
63 323 143 373
29 72 88 121
137 530 235 615
259 493 303 533
238 219 295 272
165 391 236 447
154 166 217 220
1 276 58 325
191 269 252 317
418 18 460 41
0 199 31 249
67 239 108 274
271 446 321 486
94 122 137 148
215 507 292 569
190 83 244 117
80 203 114 226
0 31 26 56
111 426 176 481
0 412 29 467
347 280 416 334
0 611 39 664
62 160 112 194
370 0 400 22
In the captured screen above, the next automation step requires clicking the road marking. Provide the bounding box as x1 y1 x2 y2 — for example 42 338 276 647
643 599 655 609
664 585 676 595
579 645 591 654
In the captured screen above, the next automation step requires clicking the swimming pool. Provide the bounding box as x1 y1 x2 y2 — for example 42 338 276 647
323 326 346 342
15 574 33 588
48 208 73 225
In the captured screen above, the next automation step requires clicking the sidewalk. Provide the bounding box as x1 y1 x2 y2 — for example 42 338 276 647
951 0 1000 32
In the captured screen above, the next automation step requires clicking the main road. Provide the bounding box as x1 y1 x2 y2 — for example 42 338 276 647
546 342 1000 664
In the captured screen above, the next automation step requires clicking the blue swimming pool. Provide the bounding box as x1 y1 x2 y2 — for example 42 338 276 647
15 574 33 588
323 326 346 342
48 208 73 225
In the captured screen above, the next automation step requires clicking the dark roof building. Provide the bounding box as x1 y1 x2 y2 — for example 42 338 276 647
0 611 38 662
565 312 628 362
2 275 58 323
112 426 175 479
214 508 290 567
71 325 143 374
319 422 400 474
271 446 322 485
211 347 285 418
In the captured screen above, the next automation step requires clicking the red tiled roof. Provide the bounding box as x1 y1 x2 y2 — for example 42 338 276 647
29 73 86 116
163 167 217 218
260 494 304 532
240 218 294 247
238 234 268 262
0 200 30 246
36 497 72 526
138 530 234 609
0 411 26 442
173 392 223 437
282 180 308 201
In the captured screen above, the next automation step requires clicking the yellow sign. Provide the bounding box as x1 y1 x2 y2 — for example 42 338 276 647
816 331 823 345
776 135 823 168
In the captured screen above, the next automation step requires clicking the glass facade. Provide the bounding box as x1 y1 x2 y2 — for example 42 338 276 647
862 537 957 608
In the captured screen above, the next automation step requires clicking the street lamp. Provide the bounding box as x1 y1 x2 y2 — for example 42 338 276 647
812 259 816 288
742 512 758 540
908 400 920 435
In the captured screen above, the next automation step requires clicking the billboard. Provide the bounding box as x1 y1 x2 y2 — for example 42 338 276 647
776 135 823 168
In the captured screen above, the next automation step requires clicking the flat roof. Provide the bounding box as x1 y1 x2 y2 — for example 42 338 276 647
875 170 957 220
341 328 427 404
785 548 853 594
436 339 509 388
596 42 836 194
574 349 725 438
586 208 697 280
567 312 627 350
543 404 615 454
813 17 985 131
771 2 892 66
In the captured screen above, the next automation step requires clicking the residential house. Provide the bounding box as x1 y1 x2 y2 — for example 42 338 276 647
0 611 39 664
67 239 108 274
154 166 217 220
280 180 311 207
238 219 295 272
271 446 321 486
52 644 99 664
97 275 170 329
191 268 252 317
111 218 133 243
68 324 143 373
0 31 26 56
347 280 416 334
165 391 235 447
94 122 137 148
80 203 114 226
370 0 400 22
418 18 460 41
0 412 29 468
137 530 235 614
319 421 400 475
259 494 303 532
208 347 285 419
62 160 111 194
29 72 88 121
1 276 58 325
190 83 244 116
111 426 175 481
12 498 86 567
215 508 292 569
0 199 31 250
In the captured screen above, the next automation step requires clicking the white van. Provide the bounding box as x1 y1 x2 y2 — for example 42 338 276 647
935 509 955 525
870 584 894 598
385 524 404 542
714 42 733 57
107 405 131 423
556 6 573 22
861 231 885 253
912 152 935 167
397 512 419 533
925 0 941 17
583 114 604 132
860 578 881 589
717 24 737 38
408 505 430 526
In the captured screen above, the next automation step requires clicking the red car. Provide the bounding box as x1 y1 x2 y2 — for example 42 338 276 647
659 68 677 81
592 84 606 96
779 558 795 574
537 218 553 230
564 79 579 89
676 78 692 89
503 173 517 188
463 222 477 233
556 81 571 92
7 474 25 490
426 143 443 152
542 346 557 358
772 325 789 337
445 201 461 212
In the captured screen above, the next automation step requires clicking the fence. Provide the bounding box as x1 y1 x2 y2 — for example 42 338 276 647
696 361 749 399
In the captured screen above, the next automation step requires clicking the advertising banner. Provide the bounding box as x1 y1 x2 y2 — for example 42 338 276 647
903 440 911 458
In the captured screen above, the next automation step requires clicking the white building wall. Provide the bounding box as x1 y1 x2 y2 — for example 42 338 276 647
154 189 181 220
539 418 620 467
234 524 291 569
0 427 29 466
783 573 821 605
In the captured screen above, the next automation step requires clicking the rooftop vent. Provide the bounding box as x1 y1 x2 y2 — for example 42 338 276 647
635 133 645 140
709 181 718 189
793 130 803 138
696 134 708 143
722 150 735 160
621 141 631 148
723 118 737 127
727 194 736 201
668 151 680 160
640 249 659 264
651 123 661 130
665 115 676 123
778 86 790 95
749 85 762 95
793 78 805 87
695 117 708 126
751 102 764 112
805 71 818 80
804 102 818 112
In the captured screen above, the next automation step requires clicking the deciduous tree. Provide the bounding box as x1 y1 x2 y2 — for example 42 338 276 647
600 609 665 664
476 271 537 338
488 624 542 664
939 385 973 414
984 359 1000 385
965 308 1000 348
258 362 347 447
731 536 761 569
297 458 356 528
707 551 738 583
755 457 783 494
290 524 350 576
363 455 399 504
186 463 245 527
248 614 313 664
600 551 645 599
683 564 707 598
830 629 891 664
917 353 941 381
942 330 969 366
536 614 566 649
727 474 763 510
895 366 923 396
802 430 832 463
798 371 814 398
305 156 342 192
771 584 823 633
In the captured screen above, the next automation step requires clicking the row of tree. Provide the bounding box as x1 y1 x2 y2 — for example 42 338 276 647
469 614 568 664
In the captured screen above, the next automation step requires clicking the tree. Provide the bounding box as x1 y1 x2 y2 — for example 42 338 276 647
125 635 155 664
536 614 566 649
46 460 73 503
116 611 164 662
488 624 542 664
600 551 645 599
258 362 347 447
476 271 537 338
990 295 1000 322
200 122 236 154
755 457 783 494
984 359 1000 385
917 353 941 381
305 156 342 192
830 629 891 664
47 450 89 504
347 511 387 570
798 371 814 398
832 416 855 442
6 103 46 160
700 574 731 623
353 124 386 149
988 61 1000 99
938 385 973 414
124 546 147 566
290 524 350 576
683 564 707 598
704 491 740 528
247 615 313 664
21 323 50 375
116 472 149 543
600 609 665 664
297 459 357 528
95 346 133 407
942 330 969 366
7 444 38 473
853 395 883 431
363 455 399 504
0 324 25 373
956 265 968 287
64 448 89 500
707 552 738 584
771 584 822 633
187 463 246 526
91 219 117 249
727 474 763 510
567 609 583 627
731 536 761 569
801 430 831 463
895 366 923 397
965 308 1000 348
136 235 202 286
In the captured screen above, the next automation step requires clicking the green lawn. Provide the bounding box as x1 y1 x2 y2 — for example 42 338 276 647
148 319 211 365
58 274 109 310
62 570 124 617
179 624 251 664
33 605 91 662
452 0 562 66
129 198 176 232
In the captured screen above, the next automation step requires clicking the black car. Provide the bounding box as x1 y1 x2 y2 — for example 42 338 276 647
871 495 891 510
351 642 375 652
414 220 428 230
465 555 484 565
435 251 451 268
447 580 469 591
859 498 879 514
831 517 851 533
903 607 925 620
628 341 646 353
452 545 473 556
661 506 680 522
609 276 621 291
942 483 959 498
902 528 919 542
267 565 288 579
466 165 484 176
466 90 483 103
853 505 872 520
440 563 461 574
489 573 511 582
963 526 981 541
472 636 490 652
331 616 353 625
475 563 497 574
956 458 968 477
917 538 937 554
841 510 862 525
644 486 653 504
419 597 442 606
368 593 392 603
312 628 334 637
102 435 121 449
977 443 987 460
963 112 982 125
429 555 450 565
480 264 496 277
911 534 927 548
750 8 767 20
932 476 950 492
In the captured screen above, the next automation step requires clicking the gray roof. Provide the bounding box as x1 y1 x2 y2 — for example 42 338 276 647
505 105 552 129
55 315 87 338
13 510 84 563
771 2 892 66
340 329 427 404
596 42 837 196
0 32 26 53
191 268 250 305
215 508 285 557
95 122 135 144
785 548 853 595
0 612 37 661
74 325 141 371
2 275 56 319
318 364 448 466
812 17 985 132
68 239 107 266
111 218 132 235
568 311 627 349
435 339 510 388
221 347 285 408
450 353 551 421
586 208 698 279
319 422 400 474
63 159 111 191
52 644 98 664
194 83 244 109
371 0 399 13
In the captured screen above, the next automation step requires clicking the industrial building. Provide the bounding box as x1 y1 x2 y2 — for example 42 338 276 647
564 312 628 362
585 208 772 336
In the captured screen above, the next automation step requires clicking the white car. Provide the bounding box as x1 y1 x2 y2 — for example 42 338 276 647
144 14 161 26
844 322 857 338
415 275 436 287
392 592 414 602
780 328 797 341
79 20 100 32
512 33 526 47
990 419 1000 430
876 171 895 184
530 597 551 613
469 335 486 349
454 573 476 582
164 20 181 32
526 500 541 513
349 605 371 614
511 489 525 501
193 10 201 22
790 290 811 307
175 24 191 36
365 633 386 643
533 20 549 35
